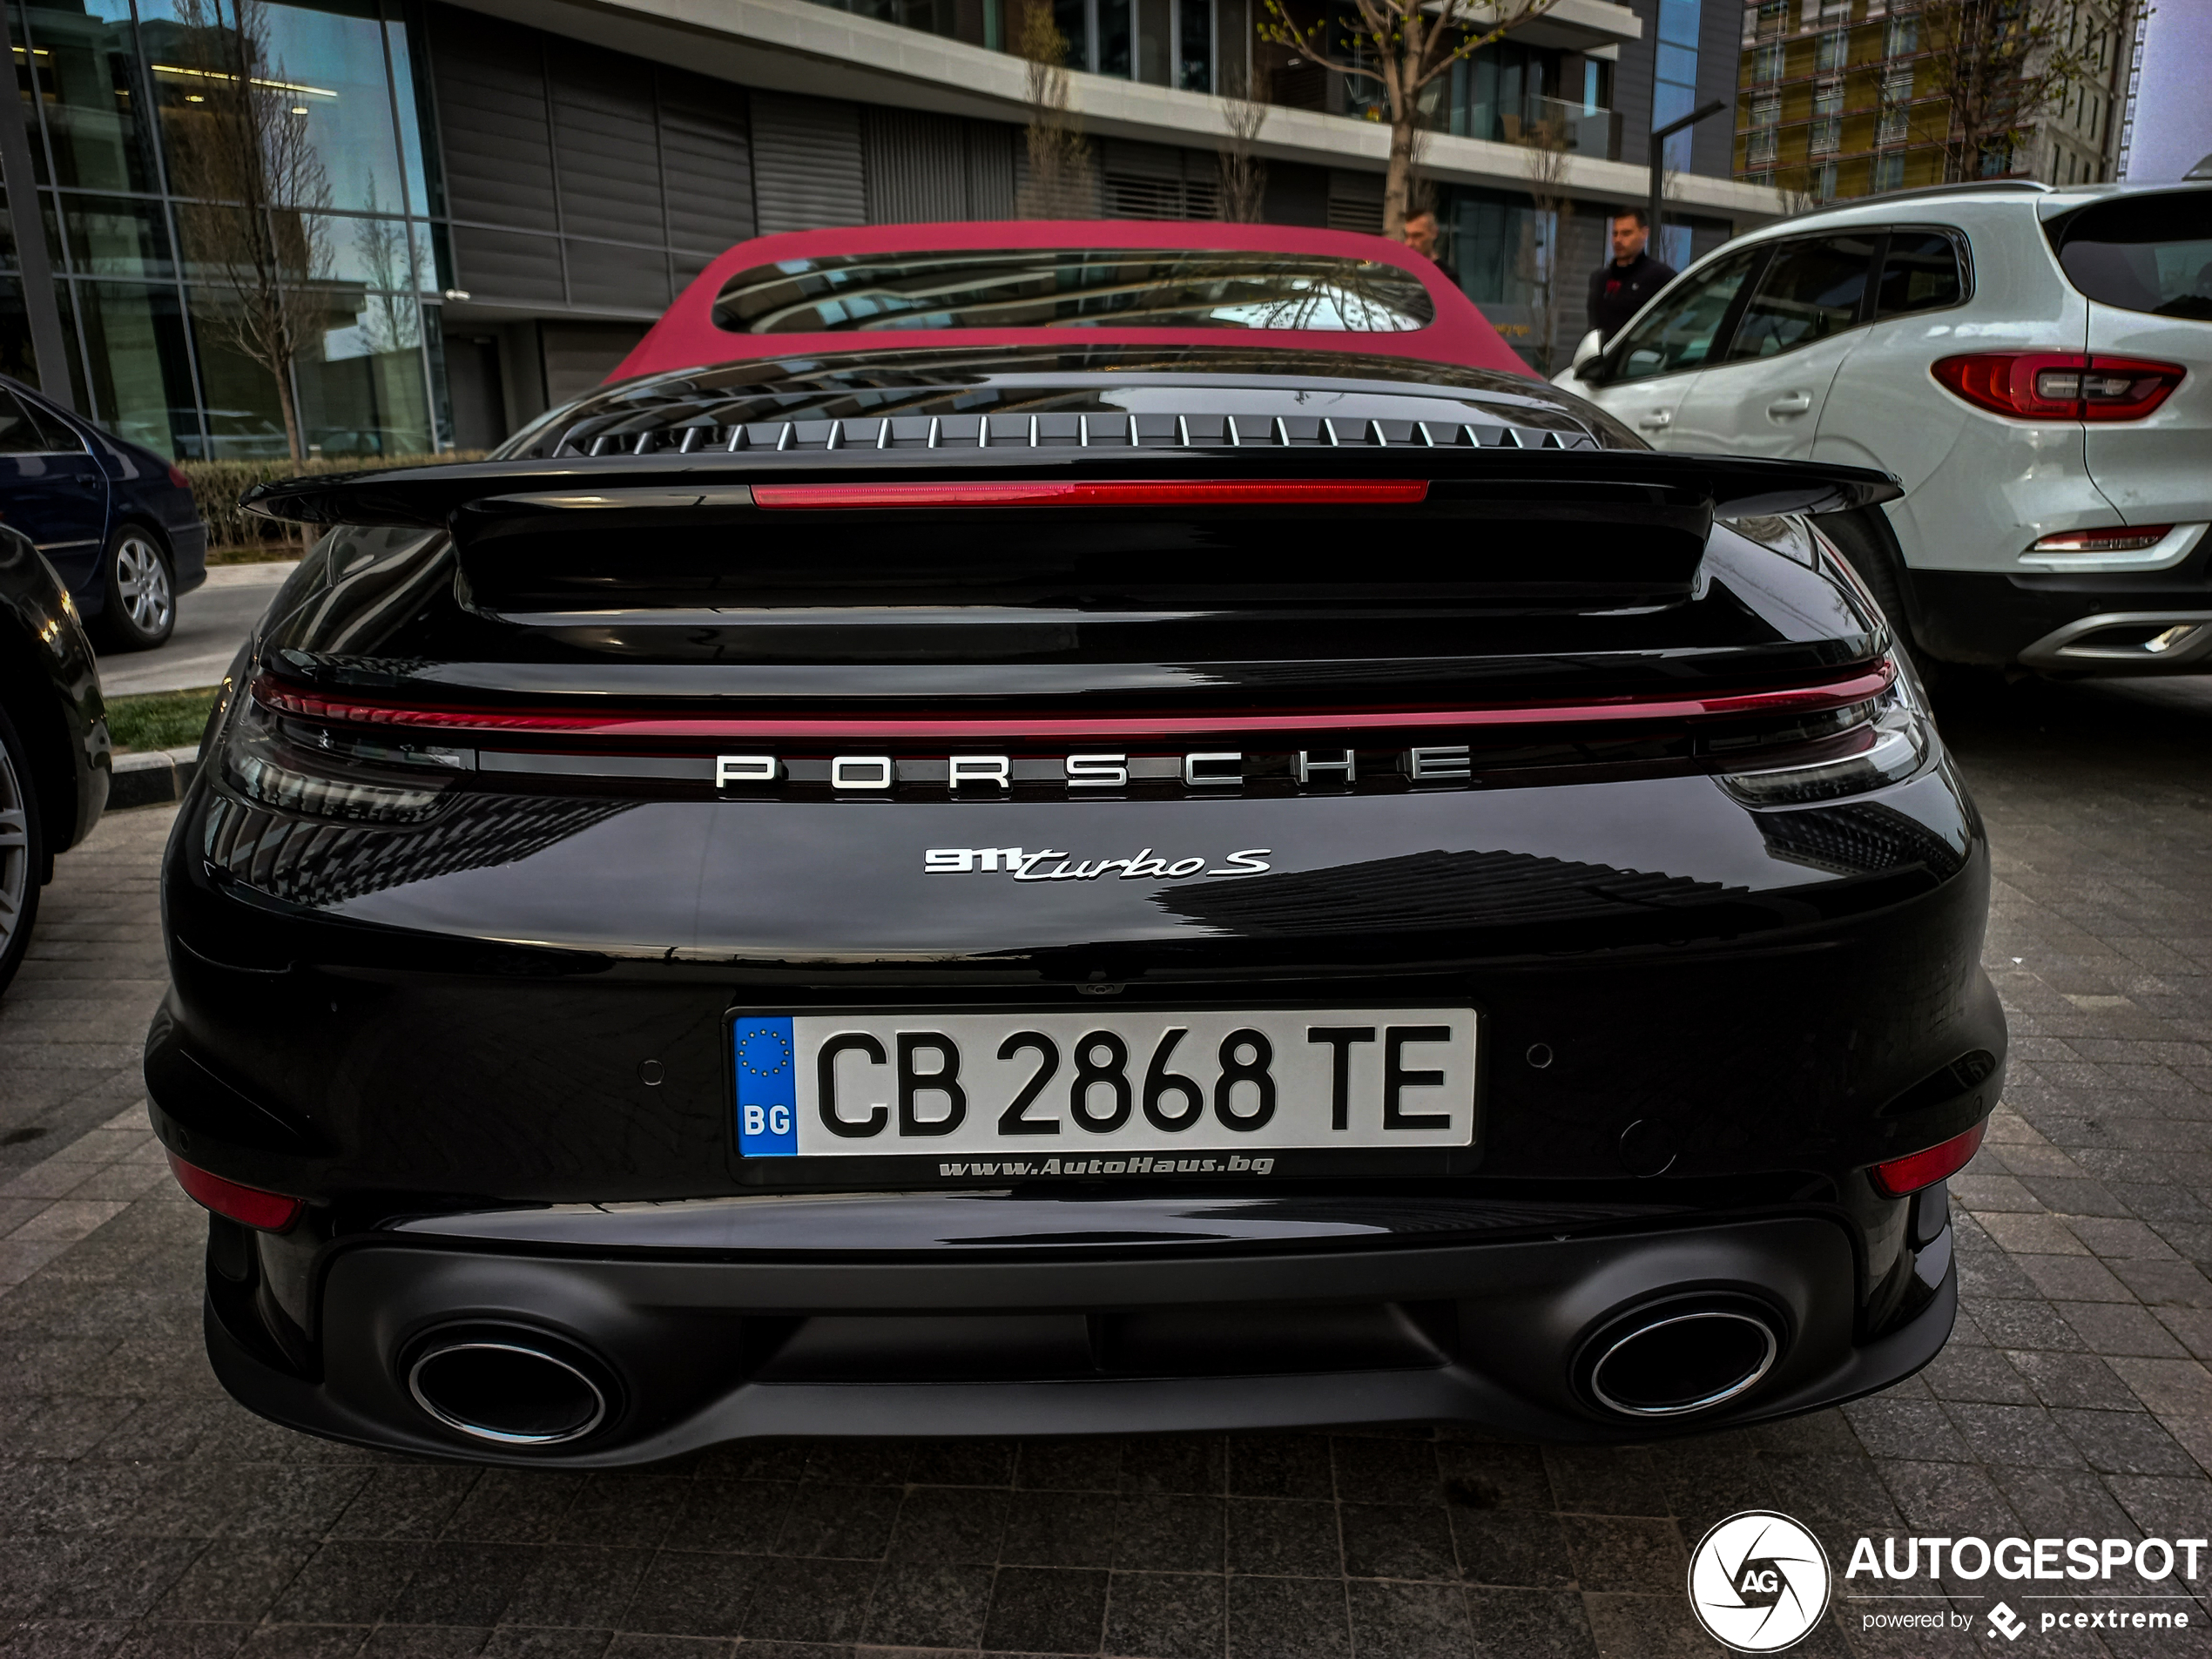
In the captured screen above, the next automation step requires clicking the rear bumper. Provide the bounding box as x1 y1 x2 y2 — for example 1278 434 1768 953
171 517 208 595
1909 560 2212 670
205 1206 1956 1466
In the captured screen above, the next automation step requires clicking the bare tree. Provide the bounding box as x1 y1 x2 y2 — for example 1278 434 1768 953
354 184 418 361
1773 180 1824 219
1653 158 1683 257
1406 114 1439 225
1217 62 1271 223
1259 0 1559 239
163 0 332 461
1907 0 2098 182
1014 0 1097 218
1516 115 1574 374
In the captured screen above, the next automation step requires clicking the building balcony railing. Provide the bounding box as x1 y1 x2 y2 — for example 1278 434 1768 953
1749 3 1919 45
1741 49 1930 95
1466 92 1622 160
1738 88 1947 134
1737 129 1950 174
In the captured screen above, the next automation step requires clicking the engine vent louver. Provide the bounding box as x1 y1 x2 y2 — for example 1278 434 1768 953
557 413 1596 460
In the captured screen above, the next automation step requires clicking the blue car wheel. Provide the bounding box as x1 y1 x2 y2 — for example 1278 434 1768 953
98 526 174 650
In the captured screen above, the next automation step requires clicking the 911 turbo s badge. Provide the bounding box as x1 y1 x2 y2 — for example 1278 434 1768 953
924 846 1271 879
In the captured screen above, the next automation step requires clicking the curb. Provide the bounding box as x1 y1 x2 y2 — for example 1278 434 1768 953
108 744 202 810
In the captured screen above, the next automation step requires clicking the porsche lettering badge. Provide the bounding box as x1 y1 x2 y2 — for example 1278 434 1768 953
712 748 1475 792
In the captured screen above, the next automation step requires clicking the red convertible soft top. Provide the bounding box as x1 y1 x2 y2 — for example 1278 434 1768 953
610 219 1531 383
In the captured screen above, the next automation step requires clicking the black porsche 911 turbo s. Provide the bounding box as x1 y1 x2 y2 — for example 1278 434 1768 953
150 342 2003 1466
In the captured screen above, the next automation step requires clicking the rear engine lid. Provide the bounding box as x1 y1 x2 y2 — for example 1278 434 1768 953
212 408 1915 933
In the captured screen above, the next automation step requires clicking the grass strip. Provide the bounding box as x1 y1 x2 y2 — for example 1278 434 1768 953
106 685 221 754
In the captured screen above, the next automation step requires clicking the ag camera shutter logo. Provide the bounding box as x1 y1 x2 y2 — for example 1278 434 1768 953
1688 1510 1833 1652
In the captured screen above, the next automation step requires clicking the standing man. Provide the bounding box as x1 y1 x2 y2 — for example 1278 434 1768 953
1588 207 1676 343
1402 210 1456 281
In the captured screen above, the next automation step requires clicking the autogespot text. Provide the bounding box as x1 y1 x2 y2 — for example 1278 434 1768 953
1846 1534 2207 1582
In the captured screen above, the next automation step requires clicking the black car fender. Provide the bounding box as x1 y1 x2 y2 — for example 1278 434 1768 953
0 529 107 860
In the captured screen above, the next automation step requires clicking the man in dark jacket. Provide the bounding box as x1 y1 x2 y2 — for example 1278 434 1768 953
1588 208 1676 342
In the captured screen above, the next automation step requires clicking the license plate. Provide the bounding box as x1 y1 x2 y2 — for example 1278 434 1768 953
731 1008 1478 1163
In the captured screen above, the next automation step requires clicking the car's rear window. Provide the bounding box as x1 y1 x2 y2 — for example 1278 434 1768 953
1874 231 1964 319
712 250 1438 334
2050 192 2212 321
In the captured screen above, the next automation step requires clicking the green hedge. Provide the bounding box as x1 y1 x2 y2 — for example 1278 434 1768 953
182 451 488 550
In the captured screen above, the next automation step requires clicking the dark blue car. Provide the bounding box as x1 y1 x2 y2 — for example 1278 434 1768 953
0 374 205 651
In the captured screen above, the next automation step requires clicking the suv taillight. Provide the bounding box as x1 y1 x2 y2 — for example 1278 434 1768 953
1932 353 2185 421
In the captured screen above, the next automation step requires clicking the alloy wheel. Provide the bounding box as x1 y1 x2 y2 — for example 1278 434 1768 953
0 738 28 971
114 535 173 637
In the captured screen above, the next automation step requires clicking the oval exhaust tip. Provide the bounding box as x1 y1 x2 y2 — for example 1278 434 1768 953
1588 1306 1779 1419
408 1337 609 1446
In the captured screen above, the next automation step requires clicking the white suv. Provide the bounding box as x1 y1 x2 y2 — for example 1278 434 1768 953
1559 180 2210 676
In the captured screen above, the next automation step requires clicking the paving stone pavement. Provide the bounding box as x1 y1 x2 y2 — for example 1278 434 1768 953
0 805 175 1186
2 676 2211 1659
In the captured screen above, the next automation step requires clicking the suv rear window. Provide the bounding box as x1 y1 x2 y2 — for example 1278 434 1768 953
712 250 1438 334
1874 231 1964 319
2050 192 2212 320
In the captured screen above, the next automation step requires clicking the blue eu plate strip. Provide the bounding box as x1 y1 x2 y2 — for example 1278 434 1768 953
733 1017 799 1157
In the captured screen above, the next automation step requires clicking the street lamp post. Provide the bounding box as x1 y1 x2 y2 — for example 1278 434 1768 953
1649 99 1729 260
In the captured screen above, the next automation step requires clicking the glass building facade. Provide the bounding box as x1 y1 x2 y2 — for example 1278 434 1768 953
813 0 1232 91
0 0 1733 450
1650 0 1703 266
5 0 444 459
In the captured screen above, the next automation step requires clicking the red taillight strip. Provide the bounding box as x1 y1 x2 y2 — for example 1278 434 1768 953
1871 1122 1986 1198
1932 352 2186 422
253 663 1892 743
2029 523 2173 553
166 1150 303 1231
752 480 1431 509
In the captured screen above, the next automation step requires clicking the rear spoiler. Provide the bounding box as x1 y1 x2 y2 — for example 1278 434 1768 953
241 447 1900 531
244 448 1900 616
